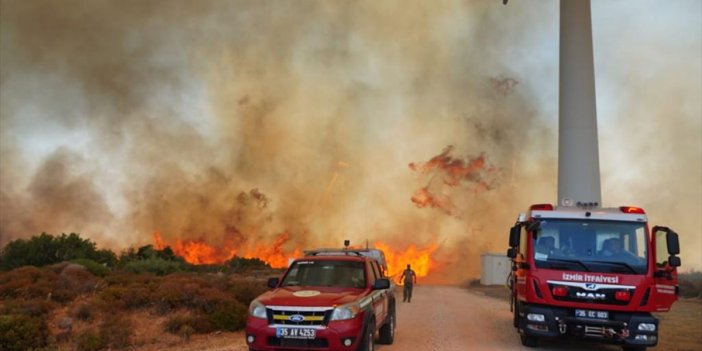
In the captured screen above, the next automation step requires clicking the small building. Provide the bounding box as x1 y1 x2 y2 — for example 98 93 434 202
480 253 511 286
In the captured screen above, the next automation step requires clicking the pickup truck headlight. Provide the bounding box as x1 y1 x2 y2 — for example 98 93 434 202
330 303 361 321
249 300 267 319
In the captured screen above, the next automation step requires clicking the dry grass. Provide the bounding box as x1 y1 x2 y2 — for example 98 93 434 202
655 299 702 351
127 331 248 351
0 264 273 351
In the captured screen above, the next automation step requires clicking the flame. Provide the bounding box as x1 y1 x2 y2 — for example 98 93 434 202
373 241 438 284
174 238 235 265
409 146 494 188
153 231 166 250
410 187 455 216
241 232 302 268
409 146 499 216
152 231 300 268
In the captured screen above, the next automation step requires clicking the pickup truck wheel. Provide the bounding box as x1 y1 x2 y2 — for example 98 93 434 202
378 307 395 344
357 320 375 351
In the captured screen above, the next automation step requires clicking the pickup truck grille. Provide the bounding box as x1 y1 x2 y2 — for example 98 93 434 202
266 306 332 326
267 337 329 348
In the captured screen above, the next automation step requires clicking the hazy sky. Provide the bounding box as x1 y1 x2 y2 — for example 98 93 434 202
1 0 700 280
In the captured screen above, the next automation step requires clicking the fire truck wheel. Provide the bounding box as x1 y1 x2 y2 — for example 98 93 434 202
520 333 538 347
357 319 376 351
512 298 519 328
378 307 395 344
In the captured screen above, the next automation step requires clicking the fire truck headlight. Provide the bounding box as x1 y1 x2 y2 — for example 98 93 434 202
249 300 267 319
526 313 545 322
637 323 656 332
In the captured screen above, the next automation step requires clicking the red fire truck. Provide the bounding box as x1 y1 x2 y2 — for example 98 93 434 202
506 203 681 351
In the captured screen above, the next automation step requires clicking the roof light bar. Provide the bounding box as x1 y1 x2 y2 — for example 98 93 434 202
530 204 554 211
620 206 645 214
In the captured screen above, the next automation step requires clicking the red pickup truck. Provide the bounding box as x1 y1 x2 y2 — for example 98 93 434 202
245 249 396 351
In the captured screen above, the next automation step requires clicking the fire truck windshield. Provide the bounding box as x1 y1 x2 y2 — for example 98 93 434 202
532 219 648 274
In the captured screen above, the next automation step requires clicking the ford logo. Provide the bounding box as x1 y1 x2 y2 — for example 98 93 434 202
289 314 305 322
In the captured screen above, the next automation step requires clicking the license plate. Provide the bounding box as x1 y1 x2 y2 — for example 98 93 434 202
276 327 316 339
575 309 609 320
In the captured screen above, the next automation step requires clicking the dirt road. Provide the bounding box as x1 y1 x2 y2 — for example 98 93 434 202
382 285 623 351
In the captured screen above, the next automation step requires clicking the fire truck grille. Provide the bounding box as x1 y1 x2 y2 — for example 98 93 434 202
266 308 332 326
548 284 634 306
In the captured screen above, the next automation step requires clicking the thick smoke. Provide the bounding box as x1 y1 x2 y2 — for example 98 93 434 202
1 0 699 281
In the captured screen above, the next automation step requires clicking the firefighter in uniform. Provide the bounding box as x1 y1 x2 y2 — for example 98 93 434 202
402 264 417 302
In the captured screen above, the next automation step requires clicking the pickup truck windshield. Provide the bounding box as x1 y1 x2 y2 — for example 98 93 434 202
532 219 648 274
281 260 366 288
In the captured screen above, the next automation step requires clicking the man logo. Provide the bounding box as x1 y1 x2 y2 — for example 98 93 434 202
575 292 606 300
289 314 305 322
584 283 597 290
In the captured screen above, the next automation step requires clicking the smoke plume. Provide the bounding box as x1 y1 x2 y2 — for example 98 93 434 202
1 0 699 281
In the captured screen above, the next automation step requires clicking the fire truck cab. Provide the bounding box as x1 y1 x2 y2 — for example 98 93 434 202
506 203 681 351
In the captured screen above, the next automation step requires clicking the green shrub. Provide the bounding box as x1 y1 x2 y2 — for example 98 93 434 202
0 233 116 271
122 258 184 276
227 256 271 271
75 329 106 351
0 314 48 351
71 258 110 277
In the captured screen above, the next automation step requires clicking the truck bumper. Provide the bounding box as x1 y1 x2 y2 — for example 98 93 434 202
519 304 658 347
245 315 366 351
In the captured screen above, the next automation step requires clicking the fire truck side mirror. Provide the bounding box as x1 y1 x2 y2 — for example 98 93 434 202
509 226 520 247
668 255 681 268
507 248 517 258
666 231 680 255
267 277 280 289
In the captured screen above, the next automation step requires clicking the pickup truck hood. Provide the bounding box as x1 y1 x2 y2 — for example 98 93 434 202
258 286 368 307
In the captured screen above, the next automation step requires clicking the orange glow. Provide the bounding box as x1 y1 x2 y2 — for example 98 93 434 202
374 241 438 284
152 231 300 268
